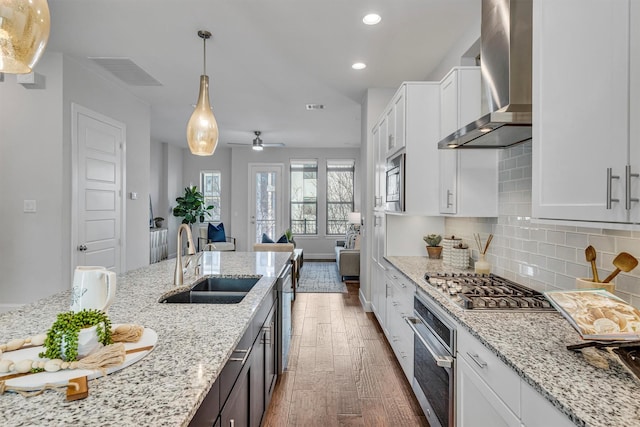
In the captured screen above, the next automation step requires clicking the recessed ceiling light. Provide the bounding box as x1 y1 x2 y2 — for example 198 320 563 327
352 62 366 70
362 13 381 25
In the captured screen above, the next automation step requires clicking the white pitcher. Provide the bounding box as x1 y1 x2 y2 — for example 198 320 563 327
71 266 117 312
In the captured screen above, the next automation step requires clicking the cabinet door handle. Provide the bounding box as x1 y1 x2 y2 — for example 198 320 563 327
606 167 620 209
626 165 639 210
466 352 487 369
229 346 252 365
446 190 453 208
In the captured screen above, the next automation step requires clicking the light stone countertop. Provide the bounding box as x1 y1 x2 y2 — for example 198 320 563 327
0 251 291 427
385 256 640 427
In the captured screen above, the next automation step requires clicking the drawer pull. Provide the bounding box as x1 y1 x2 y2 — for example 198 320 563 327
229 347 252 365
467 352 487 369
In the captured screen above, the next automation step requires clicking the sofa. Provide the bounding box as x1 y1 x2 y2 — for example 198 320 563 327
335 232 360 280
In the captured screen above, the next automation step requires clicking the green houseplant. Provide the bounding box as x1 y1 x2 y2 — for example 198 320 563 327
423 234 443 259
284 228 295 247
173 186 214 225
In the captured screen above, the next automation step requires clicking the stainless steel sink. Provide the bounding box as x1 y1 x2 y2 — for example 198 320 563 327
159 276 261 304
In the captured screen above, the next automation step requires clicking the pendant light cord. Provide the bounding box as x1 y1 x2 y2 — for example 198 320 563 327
203 36 207 76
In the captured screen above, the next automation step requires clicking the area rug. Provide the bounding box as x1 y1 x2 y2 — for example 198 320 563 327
297 262 348 293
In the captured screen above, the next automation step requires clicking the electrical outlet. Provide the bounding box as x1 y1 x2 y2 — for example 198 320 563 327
24 200 37 213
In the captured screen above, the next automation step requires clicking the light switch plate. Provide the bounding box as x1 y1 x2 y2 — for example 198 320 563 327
24 200 36 213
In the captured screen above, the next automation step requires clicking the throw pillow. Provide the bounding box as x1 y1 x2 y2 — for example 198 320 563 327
276 234 288 243
208 223 226 242
261 233 275 243
345 230 357 249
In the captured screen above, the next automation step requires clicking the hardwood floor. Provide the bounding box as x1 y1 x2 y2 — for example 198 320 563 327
263 283 429 427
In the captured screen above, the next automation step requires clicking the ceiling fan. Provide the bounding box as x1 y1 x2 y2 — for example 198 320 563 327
228 131 286 151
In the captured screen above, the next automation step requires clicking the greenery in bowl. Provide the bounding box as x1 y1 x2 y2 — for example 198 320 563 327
423 234 442 247
39 309 112 361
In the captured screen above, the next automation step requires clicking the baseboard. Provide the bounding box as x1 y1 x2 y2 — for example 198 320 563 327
0 303 24 314
359 289 372 312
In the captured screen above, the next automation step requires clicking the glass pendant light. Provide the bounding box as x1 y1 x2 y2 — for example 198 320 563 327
186 30 219 156
0 0 51 74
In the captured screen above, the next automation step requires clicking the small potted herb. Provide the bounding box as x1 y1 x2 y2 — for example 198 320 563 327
39 309 113 361
423 234 443 259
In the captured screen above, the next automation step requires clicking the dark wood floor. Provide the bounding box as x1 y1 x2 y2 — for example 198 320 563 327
262 283 429 426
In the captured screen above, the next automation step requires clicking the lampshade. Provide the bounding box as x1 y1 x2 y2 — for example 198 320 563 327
348 212 361 224
0 0 51 74
186 30 218 156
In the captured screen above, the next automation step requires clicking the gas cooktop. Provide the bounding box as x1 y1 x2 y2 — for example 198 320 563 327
424 272 556 311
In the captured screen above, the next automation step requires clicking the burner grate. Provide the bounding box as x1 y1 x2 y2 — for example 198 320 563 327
424 272 555 311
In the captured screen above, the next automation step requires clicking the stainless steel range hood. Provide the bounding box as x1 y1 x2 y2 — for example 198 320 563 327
438 0 532 149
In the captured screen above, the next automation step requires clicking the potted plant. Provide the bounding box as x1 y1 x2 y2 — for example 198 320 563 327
423 234 443 259
40 309 113 361
172 186 214 226
284 228 296 248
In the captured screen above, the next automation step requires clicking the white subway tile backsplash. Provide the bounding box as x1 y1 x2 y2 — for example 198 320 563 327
443 141 640 304
538 242 556 256
588 235 616 253
616 237 640 257
556 245 577 262
566 232 589 248
547 258 566 274
546 230 565 245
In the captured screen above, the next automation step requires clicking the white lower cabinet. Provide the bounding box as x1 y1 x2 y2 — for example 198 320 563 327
520 381 575 427
457 355 521 427
384 268 415 381
456 326 574 427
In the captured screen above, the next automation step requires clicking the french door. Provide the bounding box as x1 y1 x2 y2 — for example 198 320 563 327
248 164 284 248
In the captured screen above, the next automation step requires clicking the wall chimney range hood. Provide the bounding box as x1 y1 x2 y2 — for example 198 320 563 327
439 0 532 149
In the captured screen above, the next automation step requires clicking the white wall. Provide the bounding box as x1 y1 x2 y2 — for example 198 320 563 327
425 21 481 81
166 144 184 258
229 146 361 256
0 52 151 310
0 53 65 309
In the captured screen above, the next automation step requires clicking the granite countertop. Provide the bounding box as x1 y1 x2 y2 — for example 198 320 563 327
0 251 291 426
386 256 640 427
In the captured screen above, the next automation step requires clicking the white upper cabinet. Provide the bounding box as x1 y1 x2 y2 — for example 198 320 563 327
532 0 638 225
373 82 441 216
385 89 406 158
439 67 499 216
630 0 640 223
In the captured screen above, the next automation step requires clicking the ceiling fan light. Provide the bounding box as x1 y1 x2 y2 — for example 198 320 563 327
187 30 218 156
252 143 263 151
0 0 51 74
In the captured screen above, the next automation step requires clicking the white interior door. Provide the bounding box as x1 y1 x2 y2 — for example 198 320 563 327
72 104 125 273
249 164 284 248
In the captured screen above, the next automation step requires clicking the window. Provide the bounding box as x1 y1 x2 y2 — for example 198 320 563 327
290 160 317 235
200 171 221 222
326 160 355 235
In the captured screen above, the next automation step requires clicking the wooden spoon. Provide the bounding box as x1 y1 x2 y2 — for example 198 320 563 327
603 252 639 283
585 245 600 282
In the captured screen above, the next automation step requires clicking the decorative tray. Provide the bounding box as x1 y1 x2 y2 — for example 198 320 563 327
0 326 157 391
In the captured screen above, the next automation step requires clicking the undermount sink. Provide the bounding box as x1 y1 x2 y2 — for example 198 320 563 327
159 276 261 304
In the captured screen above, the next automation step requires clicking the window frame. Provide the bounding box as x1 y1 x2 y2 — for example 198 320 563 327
200 170 222 222
289 159 318 236
326 159 355 236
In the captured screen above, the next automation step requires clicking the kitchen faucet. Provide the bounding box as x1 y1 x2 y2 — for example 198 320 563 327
174 223 196 286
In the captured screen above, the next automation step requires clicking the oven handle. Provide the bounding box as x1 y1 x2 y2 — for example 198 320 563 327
404 316 453 369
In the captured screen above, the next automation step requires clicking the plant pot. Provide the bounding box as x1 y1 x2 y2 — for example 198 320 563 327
426 246 442 259
60 325 103 361
154 219 164 228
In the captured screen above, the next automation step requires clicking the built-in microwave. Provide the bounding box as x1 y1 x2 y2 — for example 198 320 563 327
386 152 405 212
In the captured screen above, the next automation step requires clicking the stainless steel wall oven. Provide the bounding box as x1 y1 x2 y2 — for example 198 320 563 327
405 290 456 427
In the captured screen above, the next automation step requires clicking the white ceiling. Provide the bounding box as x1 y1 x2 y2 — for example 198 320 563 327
46 0 480 149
